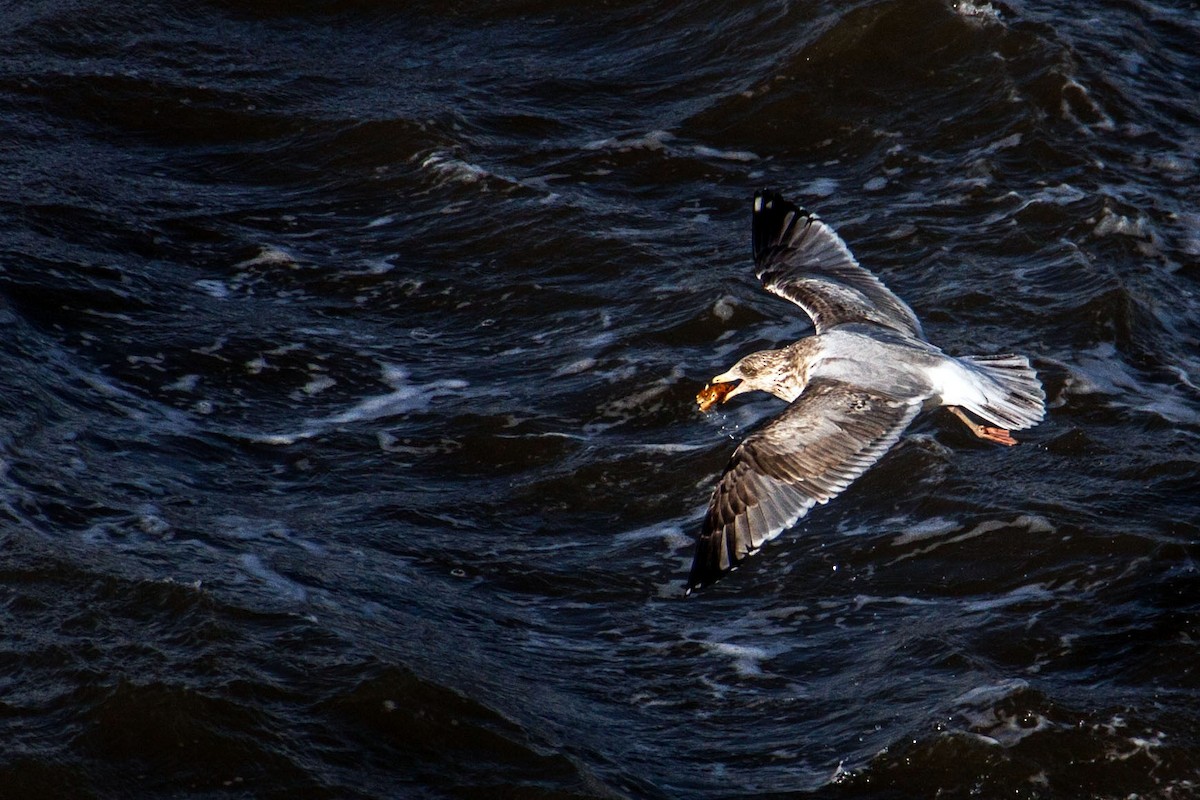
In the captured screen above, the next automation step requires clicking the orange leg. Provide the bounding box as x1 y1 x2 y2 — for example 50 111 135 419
948 406 1017 446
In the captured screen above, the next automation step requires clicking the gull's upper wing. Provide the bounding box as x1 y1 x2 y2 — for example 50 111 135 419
686 378 924 592
752 189 925 338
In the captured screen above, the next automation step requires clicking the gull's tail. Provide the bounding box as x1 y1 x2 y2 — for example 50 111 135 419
959 354 1046 430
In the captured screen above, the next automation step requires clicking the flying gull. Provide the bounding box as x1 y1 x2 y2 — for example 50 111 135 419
687 190 1045 593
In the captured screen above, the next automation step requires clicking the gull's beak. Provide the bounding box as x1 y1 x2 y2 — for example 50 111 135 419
713 370 754 400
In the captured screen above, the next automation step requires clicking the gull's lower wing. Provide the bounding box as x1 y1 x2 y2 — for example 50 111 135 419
686 378 924 593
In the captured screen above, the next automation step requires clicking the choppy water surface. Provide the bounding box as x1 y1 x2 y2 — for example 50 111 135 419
2 1 1198 797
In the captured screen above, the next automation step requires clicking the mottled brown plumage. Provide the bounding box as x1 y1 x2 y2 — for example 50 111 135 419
686 190 1045 593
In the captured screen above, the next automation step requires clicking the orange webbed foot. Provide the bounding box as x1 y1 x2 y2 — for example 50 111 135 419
975 425 1017 446
947 406 1018 447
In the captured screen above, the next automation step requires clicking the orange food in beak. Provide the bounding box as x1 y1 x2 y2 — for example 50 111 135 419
696 381 738 413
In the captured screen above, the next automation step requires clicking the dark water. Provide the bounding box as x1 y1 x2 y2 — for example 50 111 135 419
2 1 1198 797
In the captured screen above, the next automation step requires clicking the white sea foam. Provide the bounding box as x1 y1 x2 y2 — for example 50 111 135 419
1065 343 1143 396
704 641 776 677
584 130 673 152
801 177 839 198
1178 210 1200 257
1061 345 1200 424
692 144 758 162
553 357 596 377
234 246 297 270
613 521 689 546
851 593 939 610
164 374 200 392
588 366 683 430
627 441 707 454
194 279 230 299
962 581 1056 613
239 553 308 603
252 364 467 445
952 678 1029 709
889 515 1055 562
584 130 757 164
712 295 736 321
1061 79 1115 131
953 1 1002 21
1031 183 1088 205
324 365 467 424
420 152 490 184
216 513 289 541
1140 395 1200 425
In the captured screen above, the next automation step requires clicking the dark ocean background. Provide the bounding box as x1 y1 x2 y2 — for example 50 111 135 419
2 1 1198 798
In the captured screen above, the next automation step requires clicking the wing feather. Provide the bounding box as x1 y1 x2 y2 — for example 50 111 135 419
686 378 924 592
752 189 925 338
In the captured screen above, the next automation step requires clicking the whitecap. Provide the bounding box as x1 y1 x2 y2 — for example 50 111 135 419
553 357 596 377
712 295 736 321
164 374 200 392
801 177 839 198
420 152 490 184
888 515 1055 563
692 144 758 162
233 246 297 270
194 279 229 299
704 641 775 677
953 1 1002 21
1066 344 1144 396
323 366 467 424
239 553 308 603
250 364 467 445
613 521 689 545
301 374 336 396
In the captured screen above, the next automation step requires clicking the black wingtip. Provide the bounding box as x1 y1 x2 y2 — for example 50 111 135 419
684 562 705 596
684 538 712 595
684 524 737 595
685 558 738 595
752 189 806 265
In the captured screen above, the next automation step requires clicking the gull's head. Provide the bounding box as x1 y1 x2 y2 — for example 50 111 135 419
696 350 785 412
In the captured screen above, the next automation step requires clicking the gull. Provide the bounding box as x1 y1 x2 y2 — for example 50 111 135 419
687 190 1045 593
